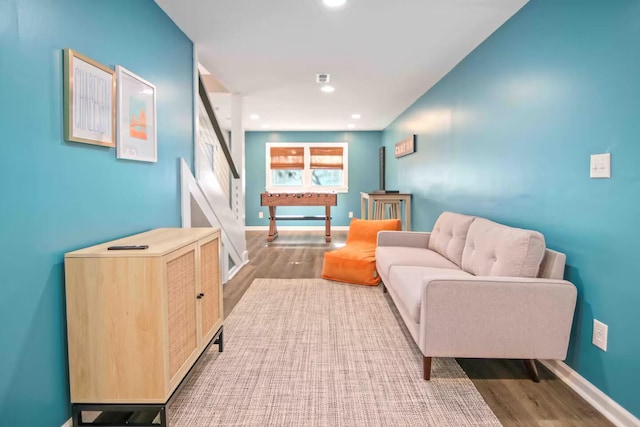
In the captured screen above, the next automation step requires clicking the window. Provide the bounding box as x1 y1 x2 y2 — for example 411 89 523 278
266 142 348 193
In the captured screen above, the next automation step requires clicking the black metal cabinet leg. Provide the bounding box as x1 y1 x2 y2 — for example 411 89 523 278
213 325 224 352
72 405 82 427
159 406 167 427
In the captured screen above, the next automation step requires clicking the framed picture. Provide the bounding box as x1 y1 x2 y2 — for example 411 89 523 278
116 66 157 162
395 135 416 158
63 49 116 147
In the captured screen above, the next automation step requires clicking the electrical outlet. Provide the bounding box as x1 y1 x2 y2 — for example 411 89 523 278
593 319 608 351
348 211 353 218
258 211 264 219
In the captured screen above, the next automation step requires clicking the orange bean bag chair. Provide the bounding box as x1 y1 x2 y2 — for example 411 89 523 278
321 218 402 285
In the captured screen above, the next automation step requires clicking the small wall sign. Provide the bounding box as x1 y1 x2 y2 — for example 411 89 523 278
395 135 416 158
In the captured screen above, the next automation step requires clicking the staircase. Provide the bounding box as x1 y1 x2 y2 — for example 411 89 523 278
180 73 247 283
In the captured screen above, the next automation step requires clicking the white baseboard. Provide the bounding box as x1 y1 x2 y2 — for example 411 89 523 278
245 226 350 231
226 258 249 282
539 360 639 427
61 418 72 427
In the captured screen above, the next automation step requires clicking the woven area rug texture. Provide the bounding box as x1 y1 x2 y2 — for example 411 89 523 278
168 278 501 426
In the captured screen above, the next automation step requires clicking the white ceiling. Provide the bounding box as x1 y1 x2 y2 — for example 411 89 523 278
155 0 527 131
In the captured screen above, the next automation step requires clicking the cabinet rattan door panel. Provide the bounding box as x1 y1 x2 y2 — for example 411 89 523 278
200 239 220 340
166 249 197 378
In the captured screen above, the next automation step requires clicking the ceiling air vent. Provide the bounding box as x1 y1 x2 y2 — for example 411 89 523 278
316 73 330 84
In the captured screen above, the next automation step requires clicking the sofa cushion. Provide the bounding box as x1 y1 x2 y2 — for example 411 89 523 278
376 246 461 279
389 266 472 324
427 212 476 267
461 218 546 278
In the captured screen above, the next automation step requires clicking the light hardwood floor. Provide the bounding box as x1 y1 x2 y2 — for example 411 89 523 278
223 230 613 427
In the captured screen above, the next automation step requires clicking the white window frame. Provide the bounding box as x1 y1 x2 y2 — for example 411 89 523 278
265 142 349 193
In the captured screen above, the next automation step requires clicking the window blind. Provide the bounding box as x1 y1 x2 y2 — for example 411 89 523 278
270 147 304 169
310 147 344 169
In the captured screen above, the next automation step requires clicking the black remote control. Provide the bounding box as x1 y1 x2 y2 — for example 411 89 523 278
107 245 149 250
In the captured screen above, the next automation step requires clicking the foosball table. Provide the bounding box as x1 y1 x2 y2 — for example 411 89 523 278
260 193 338 242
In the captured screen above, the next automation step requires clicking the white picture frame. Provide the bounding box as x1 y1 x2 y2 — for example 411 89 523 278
116 65 157 162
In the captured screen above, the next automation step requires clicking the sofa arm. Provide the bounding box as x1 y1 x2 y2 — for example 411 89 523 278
377 231 431 248
419 276 577 360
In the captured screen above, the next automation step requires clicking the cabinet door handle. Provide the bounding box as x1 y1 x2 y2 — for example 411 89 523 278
196 292 205 299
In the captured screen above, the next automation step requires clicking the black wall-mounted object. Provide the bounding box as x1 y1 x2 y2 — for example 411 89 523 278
379 146 385 191
373 146 399 193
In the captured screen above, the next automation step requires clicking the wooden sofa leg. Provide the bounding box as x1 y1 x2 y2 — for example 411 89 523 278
524 359 540 382
423 356 432 380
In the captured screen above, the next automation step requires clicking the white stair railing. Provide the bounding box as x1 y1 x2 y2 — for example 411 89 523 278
181 159 248 282
180 72 247 283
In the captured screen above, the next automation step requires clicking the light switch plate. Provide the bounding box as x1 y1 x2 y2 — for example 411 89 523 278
590 153 611 178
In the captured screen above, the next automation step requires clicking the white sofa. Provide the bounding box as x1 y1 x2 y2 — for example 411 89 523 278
375 212 577 380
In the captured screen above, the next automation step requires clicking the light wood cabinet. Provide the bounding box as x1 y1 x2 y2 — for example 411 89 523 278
64 228 223 406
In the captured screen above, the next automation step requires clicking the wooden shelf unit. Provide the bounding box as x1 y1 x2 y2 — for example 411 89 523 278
64 227 223 409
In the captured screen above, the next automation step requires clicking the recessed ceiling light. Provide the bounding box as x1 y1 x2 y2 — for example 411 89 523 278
261 124 270 129
347 123 356 129
351 114 361 119
323 0 346 8
321 85 335 93
250 114 260 120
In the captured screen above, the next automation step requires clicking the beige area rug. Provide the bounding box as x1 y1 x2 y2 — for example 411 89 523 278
168 279 501 426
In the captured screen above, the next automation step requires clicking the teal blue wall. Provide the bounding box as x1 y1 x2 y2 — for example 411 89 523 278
383 0 640 417
245 131 382 227
0 1 193 425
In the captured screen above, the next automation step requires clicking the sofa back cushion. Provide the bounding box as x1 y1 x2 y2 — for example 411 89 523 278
427 212 476 267
461 218 546 278
538 249 566 280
